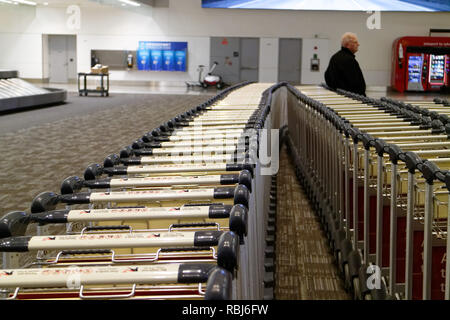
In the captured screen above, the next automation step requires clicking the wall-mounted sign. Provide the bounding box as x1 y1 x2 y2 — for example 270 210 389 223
137 41 188 72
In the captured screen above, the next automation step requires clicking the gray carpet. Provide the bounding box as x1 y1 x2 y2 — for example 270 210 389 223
0 93 210 217
275 147 350 300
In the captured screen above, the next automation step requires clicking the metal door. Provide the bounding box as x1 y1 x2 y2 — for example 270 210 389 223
278 38 302 84
49 35 76 83
210 37 241 85
239 38 259 82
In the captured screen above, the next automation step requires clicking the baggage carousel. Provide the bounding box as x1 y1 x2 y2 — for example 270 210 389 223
0 70 67 113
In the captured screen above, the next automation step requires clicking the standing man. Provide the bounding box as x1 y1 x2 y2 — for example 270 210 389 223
325 32 366 96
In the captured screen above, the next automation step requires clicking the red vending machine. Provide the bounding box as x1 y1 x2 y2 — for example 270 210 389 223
391 36 450 93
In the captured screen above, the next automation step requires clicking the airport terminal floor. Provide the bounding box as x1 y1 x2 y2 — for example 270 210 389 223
1 82 450 301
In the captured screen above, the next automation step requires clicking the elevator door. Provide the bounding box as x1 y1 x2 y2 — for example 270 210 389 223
278 38 302 84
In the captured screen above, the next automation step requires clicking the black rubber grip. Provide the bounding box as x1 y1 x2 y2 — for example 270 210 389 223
374 139 387 156
420 161 440 184
238 170 252 192
84 163 104 180
177 263 215 284
83 178 112 189
103 154 120 168
133 148 153 156
229 204 248 241
439 114 450 125
31 192 60 213
120 158 142 165
213 187 235 199
217 232 239 273
59 193 91 205
431 119 445 134
220 174 239 186
153 136 170 142
347 127 362 143
142 133 155 143
171 223 217 229
132 141 161 149
60 249 112 255
194 231 223 246
404 152 423 173
361 134 374 150
0 236 32 252
0 211 29 238
83 225 131 232
102 167 128 176
208 205 232 219
184 203 224 207
435 170 447 183
234 184 250 208
119 146 134 159
444 172 450 191
29 209 70 225
386 144 403 165
61 176 85 194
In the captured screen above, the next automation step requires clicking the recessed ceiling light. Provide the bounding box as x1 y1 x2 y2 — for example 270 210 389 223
14 0 37 5
118 0 140 7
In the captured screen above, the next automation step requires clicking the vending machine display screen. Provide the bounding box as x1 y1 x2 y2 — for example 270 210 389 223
429 55 445 84
407 55 423 83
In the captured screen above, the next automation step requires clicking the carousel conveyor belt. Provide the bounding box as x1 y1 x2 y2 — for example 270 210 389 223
275 146 350 300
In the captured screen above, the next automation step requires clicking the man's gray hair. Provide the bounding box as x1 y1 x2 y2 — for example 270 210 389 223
341 32 357 47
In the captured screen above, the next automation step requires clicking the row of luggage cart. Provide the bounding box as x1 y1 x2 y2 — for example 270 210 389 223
0 81 280 300
283 83 450 300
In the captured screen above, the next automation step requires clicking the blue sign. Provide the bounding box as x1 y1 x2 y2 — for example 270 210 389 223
163 50 175 71
150 50 163 71
137 41 187 72
175 51 186 72
137 43 150 70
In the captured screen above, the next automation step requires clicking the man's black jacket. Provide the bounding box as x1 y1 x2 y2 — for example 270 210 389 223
325 47 366 96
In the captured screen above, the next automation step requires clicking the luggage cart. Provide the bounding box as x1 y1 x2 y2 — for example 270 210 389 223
0 263 232 300
289 84 450 300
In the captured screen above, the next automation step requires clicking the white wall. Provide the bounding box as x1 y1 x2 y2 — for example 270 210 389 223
301 38 329 85
0 0 449 86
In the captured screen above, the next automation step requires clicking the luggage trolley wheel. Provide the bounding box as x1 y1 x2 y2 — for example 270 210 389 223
338 238 352 277
344 250 361 295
